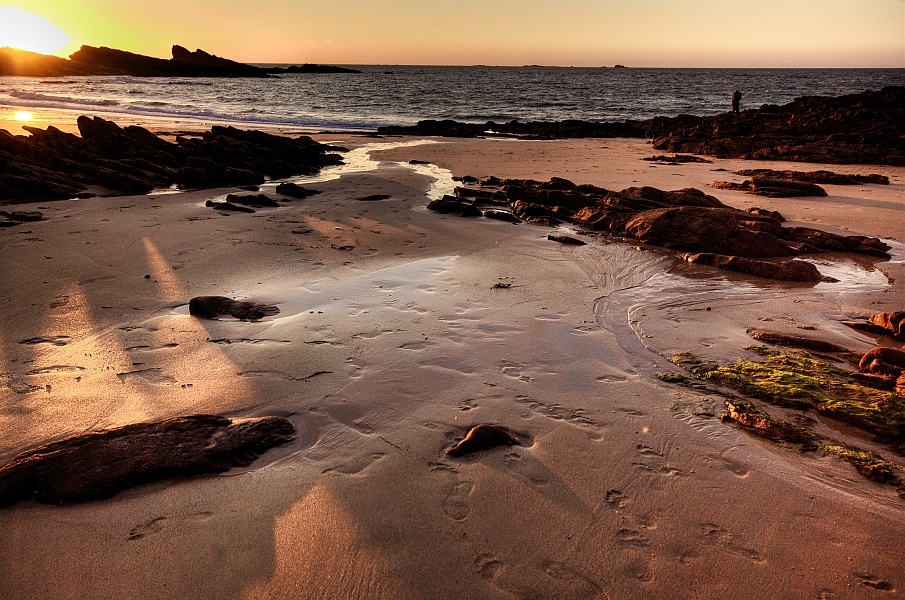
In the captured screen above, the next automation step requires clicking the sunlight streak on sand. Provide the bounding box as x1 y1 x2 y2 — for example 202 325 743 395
142 237 186 302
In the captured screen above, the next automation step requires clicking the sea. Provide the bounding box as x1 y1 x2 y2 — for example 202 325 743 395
1 66 902 132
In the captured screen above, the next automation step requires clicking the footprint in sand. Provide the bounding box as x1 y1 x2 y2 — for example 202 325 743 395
516 395 604 440
116 368 177 385
321 452 385 475
128 516 167 541
604 489 630 509
615 527 650 549
854 573 895 592
442 481 474 522
475 553 504 581
543 561 609 599
500 360 533 382
699 522 766 563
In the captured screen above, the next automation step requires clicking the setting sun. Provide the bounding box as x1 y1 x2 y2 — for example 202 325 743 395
12 111 34 121
0 6 70 54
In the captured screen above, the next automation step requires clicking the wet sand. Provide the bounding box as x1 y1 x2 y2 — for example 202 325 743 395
1 132 904 599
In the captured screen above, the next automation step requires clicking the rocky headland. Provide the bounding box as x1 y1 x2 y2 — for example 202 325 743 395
379 86 905 166
0 45 360 77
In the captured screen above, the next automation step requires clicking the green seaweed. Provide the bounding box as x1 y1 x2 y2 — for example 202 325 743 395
821 445 901 485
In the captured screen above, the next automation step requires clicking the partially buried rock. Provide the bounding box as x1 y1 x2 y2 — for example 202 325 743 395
0 414 295 505
681 253 826 282
547 234 587 245
274 182 321 199
446 424 521 457
710 178 828 197
223 193 280 208
205 200 255 213
483 210 520 223
358 194 391 201
189 296 279 320
427 196 481 217
747 329 851 353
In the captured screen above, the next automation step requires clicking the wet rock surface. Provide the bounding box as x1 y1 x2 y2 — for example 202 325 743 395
681 254 826 282
439 177 890 279
189 296 280 321
733 169 889 186
0 415 295 505
0 116 342 203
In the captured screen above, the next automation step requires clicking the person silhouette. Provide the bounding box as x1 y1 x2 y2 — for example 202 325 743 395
732 90 741 113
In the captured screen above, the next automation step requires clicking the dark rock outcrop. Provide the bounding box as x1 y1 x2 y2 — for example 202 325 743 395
0 210 44 228
275 182 321 199
643 154 712 164
0 415 295 505
445 424 522 457
0 117 342 202
189 296 280 321
710 177 827 198
548 234 587 245
427 196 482 217
378 87 904 165
648 86 905 166
734 169 889 186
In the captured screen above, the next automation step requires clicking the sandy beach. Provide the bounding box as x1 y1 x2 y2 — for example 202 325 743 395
1 129 904 599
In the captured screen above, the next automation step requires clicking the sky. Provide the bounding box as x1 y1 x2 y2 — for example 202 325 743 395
2 0 904 67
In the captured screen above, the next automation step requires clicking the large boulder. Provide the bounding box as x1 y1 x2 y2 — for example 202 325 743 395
622 206 799 257
0 415 295 505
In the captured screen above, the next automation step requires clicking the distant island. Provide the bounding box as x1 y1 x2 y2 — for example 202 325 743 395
0 45 361 77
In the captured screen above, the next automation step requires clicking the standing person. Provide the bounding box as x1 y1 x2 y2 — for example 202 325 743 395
732 90 741 113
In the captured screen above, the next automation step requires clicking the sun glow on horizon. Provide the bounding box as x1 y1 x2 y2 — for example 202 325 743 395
12 111 33 121
0 6 70 54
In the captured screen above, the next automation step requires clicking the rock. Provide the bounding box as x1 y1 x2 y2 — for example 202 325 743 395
859 347 905 375
188 296 279 320
746 207 785 222
358 194 391 201
547 234 587 245
868 312 905 341
427 196 481 217
483 210 520 223
746 329 851 352
0 210 45 227
224 194 280 207
445 424 521 457
205 200 255 213
274 182 321 198
681 253 826 282
0 117 342 203
623 206 798 257
734 169 889 186
723 401 816 445
643 154 712 163
711 177 828 197
648 86 905 166
898 374 905 396
0 415 295 505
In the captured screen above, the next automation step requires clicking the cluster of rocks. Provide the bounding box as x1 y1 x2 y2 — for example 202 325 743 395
0 415 295 505
647 86 905 166
0 116 343 203
379 87 905 166
430 175 889 282
711 168 890 198
378 119 647 139
0 45 360 77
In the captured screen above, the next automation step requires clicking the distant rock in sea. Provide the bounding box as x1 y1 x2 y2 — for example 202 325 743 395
0 44 360 77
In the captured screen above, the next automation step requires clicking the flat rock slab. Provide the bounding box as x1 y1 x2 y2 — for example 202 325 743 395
0 415 295 505
747 329 851 353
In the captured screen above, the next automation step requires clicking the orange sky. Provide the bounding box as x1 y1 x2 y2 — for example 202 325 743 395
3 0 904 67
